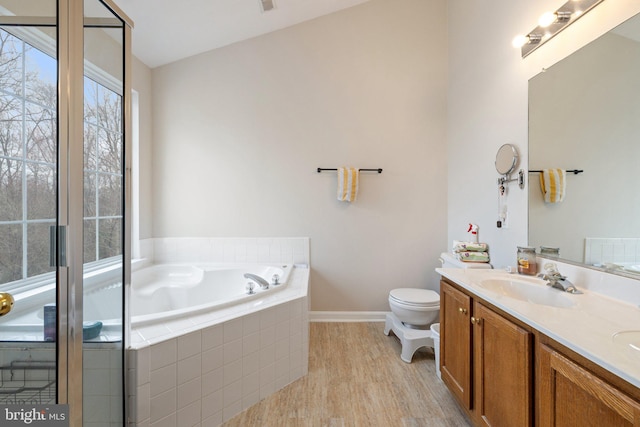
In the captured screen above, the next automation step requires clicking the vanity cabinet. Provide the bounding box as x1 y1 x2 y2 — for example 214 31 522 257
538 344 640 426
440 281 472 407
440 280 533 427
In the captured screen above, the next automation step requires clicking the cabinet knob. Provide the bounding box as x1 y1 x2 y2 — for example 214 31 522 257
471 316 482 325
458 307 467 315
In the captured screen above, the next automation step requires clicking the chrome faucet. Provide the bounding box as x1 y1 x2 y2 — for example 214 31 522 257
271 274 280 286
244 273 269 290
537 263 582 294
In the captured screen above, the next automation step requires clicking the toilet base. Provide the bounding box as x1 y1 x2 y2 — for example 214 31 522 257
384 312 435 363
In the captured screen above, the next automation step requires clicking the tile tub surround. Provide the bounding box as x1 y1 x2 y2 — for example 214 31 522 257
584 237 640 266
140 237 310 266
128 296 309 426
127 237 310 426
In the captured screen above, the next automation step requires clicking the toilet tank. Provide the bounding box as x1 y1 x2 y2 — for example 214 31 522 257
440 252 492 269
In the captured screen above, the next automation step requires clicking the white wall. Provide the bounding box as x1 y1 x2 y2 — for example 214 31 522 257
447 0 640 270
149 0 448 311
132 56 154 240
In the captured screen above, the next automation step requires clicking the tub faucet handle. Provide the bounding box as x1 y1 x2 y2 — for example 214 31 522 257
246 282 256 295
244 273 269 290
272 274 280 286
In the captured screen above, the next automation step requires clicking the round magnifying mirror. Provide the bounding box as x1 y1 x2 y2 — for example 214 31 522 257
495 143 518 175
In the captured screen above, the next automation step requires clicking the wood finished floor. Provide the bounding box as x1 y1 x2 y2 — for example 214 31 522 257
222 322 471 427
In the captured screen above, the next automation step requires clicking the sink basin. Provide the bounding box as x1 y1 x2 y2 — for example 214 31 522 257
478 278 576 308
613 331 640 354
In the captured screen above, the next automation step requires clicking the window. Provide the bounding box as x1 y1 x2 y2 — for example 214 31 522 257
0 29 57 284
0 28 123 287
83 77 123 263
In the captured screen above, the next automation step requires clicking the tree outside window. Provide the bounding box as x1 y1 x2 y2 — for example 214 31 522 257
0 29 123 286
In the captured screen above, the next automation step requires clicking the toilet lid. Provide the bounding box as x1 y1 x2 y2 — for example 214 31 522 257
389 288 439 306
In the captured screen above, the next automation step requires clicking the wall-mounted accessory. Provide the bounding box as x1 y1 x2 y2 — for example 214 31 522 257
529 169 583 175
495 144 524 229
512 0 605 58
317 167 382 203
336 167 358 202
529 169 582 203
317 168 383 173
495 144 524 191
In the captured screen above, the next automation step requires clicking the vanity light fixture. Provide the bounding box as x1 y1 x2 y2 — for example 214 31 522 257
538 10 572 28
513 0 605 58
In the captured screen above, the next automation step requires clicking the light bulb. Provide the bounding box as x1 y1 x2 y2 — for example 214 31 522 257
538 11 556 27
512 35 527 48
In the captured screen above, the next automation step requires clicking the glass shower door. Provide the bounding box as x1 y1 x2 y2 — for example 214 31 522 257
0 0 59 407
82 1 127 424
0 1 131 425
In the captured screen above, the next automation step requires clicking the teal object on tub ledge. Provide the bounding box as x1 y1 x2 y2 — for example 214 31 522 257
83 321 103 341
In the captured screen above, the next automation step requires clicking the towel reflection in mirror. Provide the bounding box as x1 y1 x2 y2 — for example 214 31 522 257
539 169 566 203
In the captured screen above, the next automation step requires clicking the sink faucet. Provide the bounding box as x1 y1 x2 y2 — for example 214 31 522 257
537 263 582 294
244 273 269 290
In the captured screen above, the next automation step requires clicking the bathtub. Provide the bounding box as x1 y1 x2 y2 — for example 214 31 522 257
130 263 293 327
128 259 310 427
0 264 124 342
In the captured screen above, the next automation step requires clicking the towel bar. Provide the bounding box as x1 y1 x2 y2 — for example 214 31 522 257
529 169 583 174
317 168 382 173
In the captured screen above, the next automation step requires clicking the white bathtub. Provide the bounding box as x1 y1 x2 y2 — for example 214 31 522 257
0 264 124 341
129 262 309 427
130 263 293 327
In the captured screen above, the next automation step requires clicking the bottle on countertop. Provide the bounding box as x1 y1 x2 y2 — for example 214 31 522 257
517 246 537 276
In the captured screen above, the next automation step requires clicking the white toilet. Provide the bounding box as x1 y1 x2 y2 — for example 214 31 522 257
384 252 491 363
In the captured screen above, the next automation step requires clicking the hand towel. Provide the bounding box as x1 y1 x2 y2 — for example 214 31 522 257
456 251 490 263
453 240 488 253
337 167 359 202
539 169 566 203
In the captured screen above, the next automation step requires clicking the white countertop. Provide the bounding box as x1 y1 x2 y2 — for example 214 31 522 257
436 267 640 390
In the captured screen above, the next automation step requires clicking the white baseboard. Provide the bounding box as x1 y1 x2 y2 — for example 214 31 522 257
309 311 388 322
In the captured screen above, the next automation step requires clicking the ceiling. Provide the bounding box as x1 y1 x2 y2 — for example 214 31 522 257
112 0 371 68
611 12 640 43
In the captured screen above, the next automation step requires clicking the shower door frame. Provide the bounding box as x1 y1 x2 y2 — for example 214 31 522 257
60 1 133 424
0 1 132 424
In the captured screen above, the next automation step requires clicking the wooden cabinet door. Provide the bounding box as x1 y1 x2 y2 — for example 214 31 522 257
473 302 533 427
440 280 472 409
538 344 640 427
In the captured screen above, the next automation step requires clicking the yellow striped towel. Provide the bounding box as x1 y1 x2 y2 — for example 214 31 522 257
539 169 566 203
337 167 359 202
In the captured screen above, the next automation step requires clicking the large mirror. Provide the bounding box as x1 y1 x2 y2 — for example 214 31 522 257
529 12 640 277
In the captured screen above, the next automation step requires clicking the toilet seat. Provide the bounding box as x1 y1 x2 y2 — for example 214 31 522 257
389 288 439 307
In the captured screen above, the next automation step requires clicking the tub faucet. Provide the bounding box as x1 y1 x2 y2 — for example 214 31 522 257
244 273 269 290
537 263 582 294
